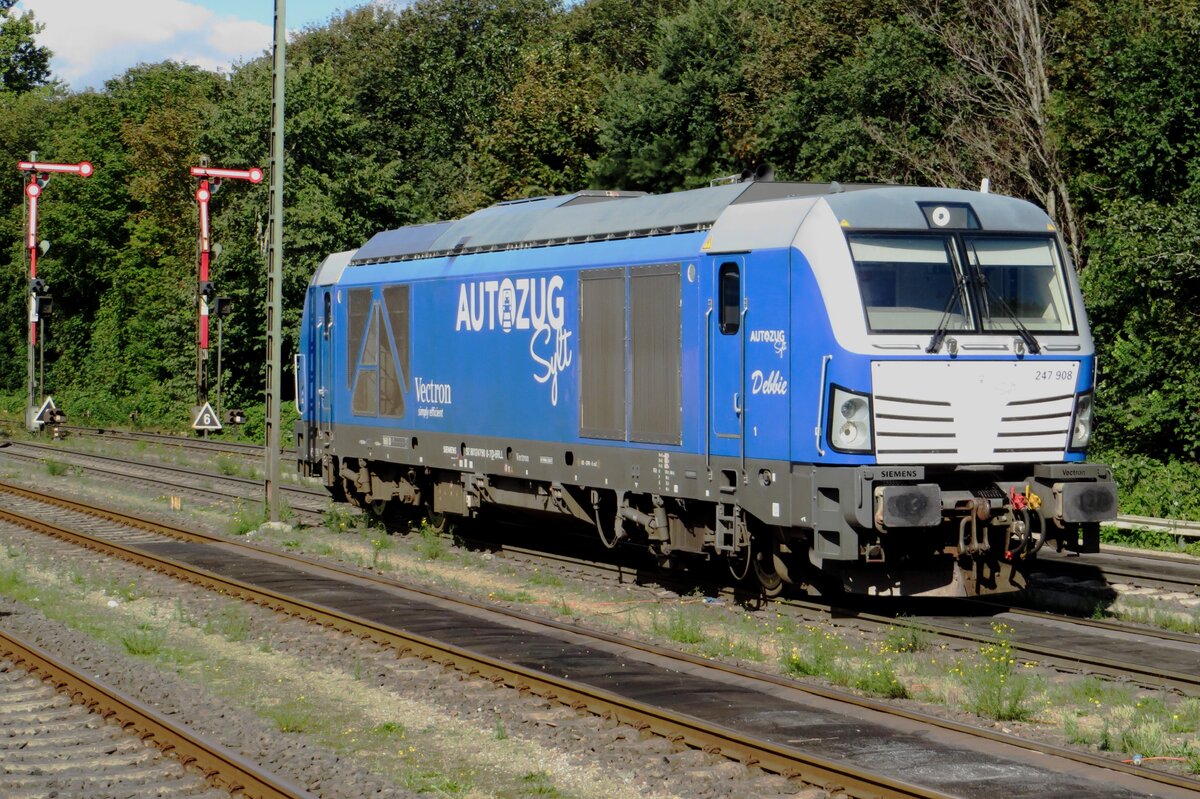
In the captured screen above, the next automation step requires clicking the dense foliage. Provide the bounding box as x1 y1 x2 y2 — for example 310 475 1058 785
0 0 1197 512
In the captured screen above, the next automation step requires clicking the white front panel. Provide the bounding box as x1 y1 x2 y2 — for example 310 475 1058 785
871 361 1078 464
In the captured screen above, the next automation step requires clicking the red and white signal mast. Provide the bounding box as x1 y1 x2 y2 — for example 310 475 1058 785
189 161 263 432
17 157 94 431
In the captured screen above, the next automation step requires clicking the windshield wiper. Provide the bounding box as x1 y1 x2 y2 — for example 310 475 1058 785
967 243 1041 354
926 270 968 354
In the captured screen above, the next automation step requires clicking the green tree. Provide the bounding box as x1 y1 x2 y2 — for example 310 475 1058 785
1055 0 1200 209
0 0 51 94
1081 199 1200 458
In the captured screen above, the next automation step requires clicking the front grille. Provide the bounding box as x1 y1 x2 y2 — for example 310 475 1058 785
870 361 1078 464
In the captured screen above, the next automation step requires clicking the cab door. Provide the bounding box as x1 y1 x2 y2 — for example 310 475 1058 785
317 288 335 436
709 257 745 459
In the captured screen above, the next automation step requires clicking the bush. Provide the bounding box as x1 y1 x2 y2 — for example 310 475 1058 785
1097 450 1200 520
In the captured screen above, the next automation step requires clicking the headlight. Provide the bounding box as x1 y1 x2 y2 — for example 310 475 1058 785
1069 391 1093 451
829 386 873 452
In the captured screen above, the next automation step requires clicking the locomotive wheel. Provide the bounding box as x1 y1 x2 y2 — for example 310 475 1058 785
423 508 448 533
368 497 394 521
727 541 752 582
326 481 348 503
753 551 784 597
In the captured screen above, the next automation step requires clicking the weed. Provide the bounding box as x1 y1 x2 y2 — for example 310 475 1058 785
957 623 1034 721
415 522 448 561
490 589 535 604
494 714 508 740
104 578 141 602
215 455 242 476
520 772 562 797
782 628 844 678
44 458 67 476
173 598 193 626
205 605 251 642
371 721 406 738
525 570 563 588
552 597 578 619
1063 715 1094 745
0 564 28 594
699 634 764 663
882 618 930 653
1110 599 1200 635
369 532 395 567
1053 676 1134 708
849 662 909 699
228 501 266 536
401 771 469 795
322 504 358 533
653 608 705 645
265 699 315 733
121 623 166 656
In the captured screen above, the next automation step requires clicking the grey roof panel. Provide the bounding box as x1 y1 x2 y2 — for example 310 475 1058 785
352 221 455 264
348 185 754 265
311 249 356 286
706 196 820 253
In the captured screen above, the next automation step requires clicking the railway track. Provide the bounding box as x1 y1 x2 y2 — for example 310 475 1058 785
2 439 1196 691
0 481 1195 798
475 532 1200 692
48 425 1200 540
60 424 279 458
0 440 330 525
0 627 313 799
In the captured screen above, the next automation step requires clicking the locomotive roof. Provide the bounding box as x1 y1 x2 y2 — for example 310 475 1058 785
347 182 879 266
347 182 1054 268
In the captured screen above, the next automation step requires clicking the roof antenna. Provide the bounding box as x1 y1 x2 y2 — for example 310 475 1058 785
980 177 991 194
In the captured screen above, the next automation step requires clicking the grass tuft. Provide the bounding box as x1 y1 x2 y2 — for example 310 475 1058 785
121 623 166 656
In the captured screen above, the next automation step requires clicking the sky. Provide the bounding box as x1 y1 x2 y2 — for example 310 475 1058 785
16 1 388 91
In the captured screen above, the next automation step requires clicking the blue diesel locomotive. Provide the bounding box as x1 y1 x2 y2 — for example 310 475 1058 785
294 181 1118 596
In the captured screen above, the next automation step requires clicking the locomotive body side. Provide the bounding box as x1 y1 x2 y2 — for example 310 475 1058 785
296 184 1117 596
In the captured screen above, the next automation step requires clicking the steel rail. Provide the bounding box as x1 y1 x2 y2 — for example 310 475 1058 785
1 481 1198 796
59 425 269 456
8 440 319 496
0 493 949 799
0 626 315 799
0 445 328 523
44 423 1200 539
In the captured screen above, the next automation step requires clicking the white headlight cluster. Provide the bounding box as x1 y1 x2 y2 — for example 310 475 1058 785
830 387 872 452
1070 392 1093 450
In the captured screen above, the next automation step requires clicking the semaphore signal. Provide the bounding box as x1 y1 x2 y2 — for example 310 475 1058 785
190 159 263 431
17 156 95 432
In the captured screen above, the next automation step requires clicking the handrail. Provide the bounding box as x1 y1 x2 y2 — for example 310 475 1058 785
1111 514 1200 540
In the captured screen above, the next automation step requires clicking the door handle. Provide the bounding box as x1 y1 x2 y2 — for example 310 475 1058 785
733 392 741 414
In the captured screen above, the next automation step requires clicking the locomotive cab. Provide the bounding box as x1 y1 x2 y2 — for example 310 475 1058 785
755 188 1116 595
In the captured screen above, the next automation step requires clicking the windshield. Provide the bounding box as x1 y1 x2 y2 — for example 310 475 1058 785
848 233 1074 335
964 236 1073 332
849 235 970 332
